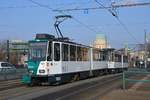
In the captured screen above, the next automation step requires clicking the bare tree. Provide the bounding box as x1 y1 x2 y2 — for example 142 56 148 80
0 40 7 61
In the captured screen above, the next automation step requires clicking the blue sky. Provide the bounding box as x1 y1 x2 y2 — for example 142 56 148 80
0 0 150 48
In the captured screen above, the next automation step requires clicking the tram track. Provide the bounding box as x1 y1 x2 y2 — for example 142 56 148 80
0 79 23 91
0 86 50 100
33 74 122 100
0 79 20 85
2 73 122 100
56 76 121 100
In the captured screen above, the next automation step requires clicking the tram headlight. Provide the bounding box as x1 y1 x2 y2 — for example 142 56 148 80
39 69 45 73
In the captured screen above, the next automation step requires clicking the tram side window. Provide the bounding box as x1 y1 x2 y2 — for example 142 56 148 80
47 42 52 61
93 49 100 61
100 51 104 61
100 51 106 61
54 43 60 61
115 54 121 62
115 54 118 62
111 52 115 62
77 46 82 61
82 47 89 61
123 56 128 62
70 45 76 61
62 44 69 61
118 55 121 62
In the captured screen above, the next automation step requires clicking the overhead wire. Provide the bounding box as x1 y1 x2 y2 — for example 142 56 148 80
94 0 140 44
52 2 150 12
71 17 98 33
0 5 38 9
115 17 140 43
28 0 53 10
28 0 99 34
53 0 92 10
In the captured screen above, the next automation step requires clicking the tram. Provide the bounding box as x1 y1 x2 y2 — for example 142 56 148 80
22 34 128 85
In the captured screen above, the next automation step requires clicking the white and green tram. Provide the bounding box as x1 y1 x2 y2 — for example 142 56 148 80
22 34 128 85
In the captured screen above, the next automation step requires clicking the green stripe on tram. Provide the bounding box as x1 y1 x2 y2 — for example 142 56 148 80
28 61 40 75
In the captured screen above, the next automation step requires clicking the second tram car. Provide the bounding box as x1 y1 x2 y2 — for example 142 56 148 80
22 34 128 85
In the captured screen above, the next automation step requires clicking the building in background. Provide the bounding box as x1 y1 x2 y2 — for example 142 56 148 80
128 43 150 68
9 40 28 67
93 33 109 49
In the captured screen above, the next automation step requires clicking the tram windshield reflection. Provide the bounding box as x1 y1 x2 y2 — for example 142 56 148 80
29 42 48 61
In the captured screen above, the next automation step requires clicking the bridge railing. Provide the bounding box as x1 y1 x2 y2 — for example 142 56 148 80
0 68 28 81
123 68 150 90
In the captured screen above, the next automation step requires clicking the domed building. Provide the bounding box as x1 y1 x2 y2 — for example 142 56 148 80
93 33 108 49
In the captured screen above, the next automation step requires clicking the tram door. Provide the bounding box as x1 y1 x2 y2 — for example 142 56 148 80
52 42 61 74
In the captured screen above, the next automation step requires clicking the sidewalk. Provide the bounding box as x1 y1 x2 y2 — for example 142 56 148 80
101 89 150 100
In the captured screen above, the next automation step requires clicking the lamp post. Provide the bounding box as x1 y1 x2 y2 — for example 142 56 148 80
6 40 9 62
144 30 147 69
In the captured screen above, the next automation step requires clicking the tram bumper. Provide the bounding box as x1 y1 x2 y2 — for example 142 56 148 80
22 74 31 84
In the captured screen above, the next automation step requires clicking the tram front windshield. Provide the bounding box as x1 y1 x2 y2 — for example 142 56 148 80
29 42 48 61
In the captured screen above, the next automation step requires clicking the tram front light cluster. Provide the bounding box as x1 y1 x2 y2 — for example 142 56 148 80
39 69 45 73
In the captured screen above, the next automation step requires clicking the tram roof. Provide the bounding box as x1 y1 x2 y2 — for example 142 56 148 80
29 39 49 43
53 39 91 48
100 48 115 51
28 38 91 48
